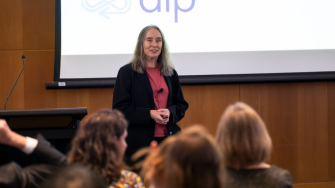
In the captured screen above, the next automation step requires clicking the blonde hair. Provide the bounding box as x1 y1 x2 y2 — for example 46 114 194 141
131 25 174 76
216 102 272 169
143 125 224 188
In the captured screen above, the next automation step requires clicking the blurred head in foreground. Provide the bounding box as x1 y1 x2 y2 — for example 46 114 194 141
216 102 272 169
143 125 224 188
40 164 108 188
67 109 128 184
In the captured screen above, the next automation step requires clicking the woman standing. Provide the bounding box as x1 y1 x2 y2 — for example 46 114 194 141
112 25 188 158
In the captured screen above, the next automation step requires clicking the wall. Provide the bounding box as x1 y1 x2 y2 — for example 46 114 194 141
1 0 335 186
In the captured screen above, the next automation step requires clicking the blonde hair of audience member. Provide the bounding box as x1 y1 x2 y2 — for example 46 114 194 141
143 125 224 188
216 102 272 169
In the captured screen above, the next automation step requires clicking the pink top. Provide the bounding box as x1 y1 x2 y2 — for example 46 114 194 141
146 66 169 137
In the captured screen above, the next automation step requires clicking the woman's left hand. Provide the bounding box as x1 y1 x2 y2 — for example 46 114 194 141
156 109 170 124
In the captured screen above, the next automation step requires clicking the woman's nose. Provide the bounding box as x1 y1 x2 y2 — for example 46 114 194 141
152 41 157 46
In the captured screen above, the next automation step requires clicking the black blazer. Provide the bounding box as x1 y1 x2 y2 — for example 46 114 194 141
112 63 188 153
0 134 67 188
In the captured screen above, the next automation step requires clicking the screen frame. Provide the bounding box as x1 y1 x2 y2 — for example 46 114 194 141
49 0 335 89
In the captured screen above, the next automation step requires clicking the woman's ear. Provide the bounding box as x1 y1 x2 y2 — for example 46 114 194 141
113 135 119 141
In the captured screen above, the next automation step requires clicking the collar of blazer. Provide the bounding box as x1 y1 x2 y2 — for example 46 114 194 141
136 70 154 98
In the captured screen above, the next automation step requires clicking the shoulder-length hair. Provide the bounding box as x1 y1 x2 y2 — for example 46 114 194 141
131 25 174 76
143 125 223 188
216 102 272 169
67 109 128 184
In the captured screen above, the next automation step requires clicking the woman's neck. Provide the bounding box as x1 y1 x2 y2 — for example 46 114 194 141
146 57 158 68
244 162 271 169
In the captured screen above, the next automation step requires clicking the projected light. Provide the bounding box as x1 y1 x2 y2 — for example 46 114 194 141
57 0 335 80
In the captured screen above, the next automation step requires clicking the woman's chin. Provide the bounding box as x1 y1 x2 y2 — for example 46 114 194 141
146 55 160 61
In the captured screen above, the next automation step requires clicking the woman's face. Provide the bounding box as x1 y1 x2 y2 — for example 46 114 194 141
117 130 128 156
143 28 162 61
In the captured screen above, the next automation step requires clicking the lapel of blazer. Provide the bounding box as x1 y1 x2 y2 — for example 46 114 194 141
136 70 153 98
164 75 173 106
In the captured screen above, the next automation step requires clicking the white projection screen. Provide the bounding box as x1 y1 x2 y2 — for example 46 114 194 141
49 0 335 89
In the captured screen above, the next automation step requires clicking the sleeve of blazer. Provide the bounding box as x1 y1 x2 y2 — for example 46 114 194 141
0 134 67 188
0 162 22 188
29 134 67 166
112 65 151 126
167 70 189 125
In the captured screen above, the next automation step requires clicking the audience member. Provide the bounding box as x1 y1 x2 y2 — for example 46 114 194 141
0 102 297 188
142 125 224 188
40 164 108 188
0 119 67 188
67 109 144 188
216 102 293 188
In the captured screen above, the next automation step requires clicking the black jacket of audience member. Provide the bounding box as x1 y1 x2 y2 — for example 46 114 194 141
0 134 67 188
225 165 293 188
113 63 189 153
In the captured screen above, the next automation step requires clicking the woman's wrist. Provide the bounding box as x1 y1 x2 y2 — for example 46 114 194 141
150 110 155 119
9 132 27 149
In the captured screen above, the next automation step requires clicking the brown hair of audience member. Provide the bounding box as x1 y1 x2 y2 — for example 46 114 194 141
143 125 223 188
67 109 128 184
216 102 272 169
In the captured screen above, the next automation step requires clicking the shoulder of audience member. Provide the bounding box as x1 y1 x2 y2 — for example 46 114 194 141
110 169 144 188
270 165 293 185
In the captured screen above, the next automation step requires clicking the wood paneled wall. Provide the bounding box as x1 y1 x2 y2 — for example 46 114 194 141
1 0 335 185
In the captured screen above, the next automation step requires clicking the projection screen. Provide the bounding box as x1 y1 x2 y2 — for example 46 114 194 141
48 0 335 89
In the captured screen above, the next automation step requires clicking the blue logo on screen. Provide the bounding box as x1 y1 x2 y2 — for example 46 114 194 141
82 0 131 19
82 0 194 22
140 0 195 23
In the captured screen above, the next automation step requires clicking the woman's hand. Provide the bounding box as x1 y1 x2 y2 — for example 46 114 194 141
0 119 12 145
156 109 170 118
150 110 169 125
157 109 170 124
0 119 26 149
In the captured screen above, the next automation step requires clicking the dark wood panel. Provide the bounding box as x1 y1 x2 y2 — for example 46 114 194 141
178 85 203 129
240 83 299 182
87 88 114 114
57 89 89 109
296 82 328 183
22 0 55 49
294 182 335 188
179 85 240 135
22 51 58 109
0 0 23 50
240 82 334 183
0 51 25 110
327 82 335 181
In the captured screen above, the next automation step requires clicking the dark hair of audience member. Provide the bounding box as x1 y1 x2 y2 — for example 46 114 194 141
67 109 128 184
216 102 272 169
143 125 224 188
40 164 108 188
